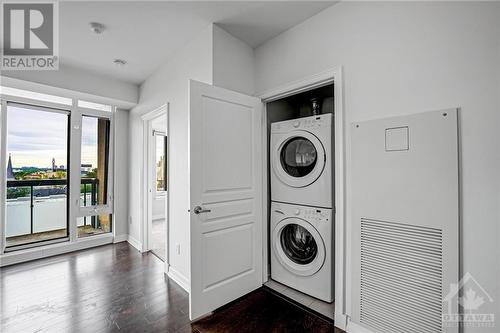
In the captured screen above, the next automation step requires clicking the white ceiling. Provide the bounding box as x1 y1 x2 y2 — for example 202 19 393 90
58 1 336 84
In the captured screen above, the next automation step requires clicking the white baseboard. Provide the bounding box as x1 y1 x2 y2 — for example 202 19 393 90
167 265 190 292
335 313 348 331
113 234 128 243
0 234 113 267
346 319 375 333
127 235 142 252
152 214 165 221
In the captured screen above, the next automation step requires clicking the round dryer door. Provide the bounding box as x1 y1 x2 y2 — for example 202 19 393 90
273 218 325 276
273 131 326 188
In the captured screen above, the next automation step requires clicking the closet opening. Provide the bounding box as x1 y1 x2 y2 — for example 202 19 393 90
264 83 336 320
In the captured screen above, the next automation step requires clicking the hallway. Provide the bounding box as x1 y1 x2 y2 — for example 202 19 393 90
151 218 166 261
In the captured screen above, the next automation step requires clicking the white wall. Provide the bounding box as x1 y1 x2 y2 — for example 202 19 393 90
213 24 255 95
127 23 256 286
114 109 130 238
255 1 500 331
128 25 213 283
2 63 138 106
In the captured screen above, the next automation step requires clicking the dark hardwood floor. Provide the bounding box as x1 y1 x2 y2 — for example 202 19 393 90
1 242 342 333
192 288 339 333
1 242 190 333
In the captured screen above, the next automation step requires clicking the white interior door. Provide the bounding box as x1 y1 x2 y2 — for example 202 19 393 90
189 80 263 320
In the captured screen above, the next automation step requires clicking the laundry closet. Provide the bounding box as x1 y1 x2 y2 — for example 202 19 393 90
186 77 342 321
263 83 336 319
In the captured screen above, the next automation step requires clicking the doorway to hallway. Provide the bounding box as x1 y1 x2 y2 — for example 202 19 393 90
141 105 168 264
151 126 167 261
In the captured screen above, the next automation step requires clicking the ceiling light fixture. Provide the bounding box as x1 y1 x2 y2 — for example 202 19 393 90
89 22 106 34
113 59 127 67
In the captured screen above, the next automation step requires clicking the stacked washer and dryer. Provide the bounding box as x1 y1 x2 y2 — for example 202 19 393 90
269 111 334 303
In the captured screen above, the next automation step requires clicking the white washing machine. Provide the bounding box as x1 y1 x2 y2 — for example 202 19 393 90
270 113 333 208
270 202 334 302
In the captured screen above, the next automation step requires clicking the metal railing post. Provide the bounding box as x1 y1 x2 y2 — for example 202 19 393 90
30 185 34 234
94 179 100 229
83 183 87 226
91 179 96 228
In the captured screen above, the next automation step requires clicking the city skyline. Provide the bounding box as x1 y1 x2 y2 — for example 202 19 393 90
9 155 70 170
7 105 98 168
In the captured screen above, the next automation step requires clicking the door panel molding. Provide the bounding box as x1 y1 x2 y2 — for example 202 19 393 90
189 80 263 320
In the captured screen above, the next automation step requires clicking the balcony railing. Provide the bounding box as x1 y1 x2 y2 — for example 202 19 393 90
6 178 98 242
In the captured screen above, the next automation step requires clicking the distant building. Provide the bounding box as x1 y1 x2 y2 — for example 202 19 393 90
7 154 15 180
24 173 43 180
81 164 93 175
50 158 66 171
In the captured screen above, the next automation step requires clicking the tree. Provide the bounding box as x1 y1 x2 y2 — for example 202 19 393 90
85 168 98 178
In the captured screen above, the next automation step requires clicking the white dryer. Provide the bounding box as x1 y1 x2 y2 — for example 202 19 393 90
270 202 334 302
270 114 333 208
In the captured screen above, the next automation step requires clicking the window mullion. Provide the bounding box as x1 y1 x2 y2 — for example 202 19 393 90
68 99 81 243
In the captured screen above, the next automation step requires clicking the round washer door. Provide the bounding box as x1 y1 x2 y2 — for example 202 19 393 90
272 130 326 188
273 217 325 276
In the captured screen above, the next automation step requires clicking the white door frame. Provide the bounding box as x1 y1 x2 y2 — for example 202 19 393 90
141 104 169 267
0 99 7 255
258 66 347 330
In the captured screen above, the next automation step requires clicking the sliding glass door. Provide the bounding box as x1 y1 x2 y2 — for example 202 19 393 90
5 103 70 249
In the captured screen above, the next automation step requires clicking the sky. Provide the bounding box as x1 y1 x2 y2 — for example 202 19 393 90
7 105 98 169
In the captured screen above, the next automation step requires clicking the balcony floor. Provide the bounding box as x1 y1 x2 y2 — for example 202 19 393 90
6 225 109 248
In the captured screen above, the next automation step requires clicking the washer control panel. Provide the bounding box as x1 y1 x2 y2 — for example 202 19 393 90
301 207 330 223
271 113 332 132
273 202 332 223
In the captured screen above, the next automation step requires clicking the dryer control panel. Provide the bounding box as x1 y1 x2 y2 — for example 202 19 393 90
271 113 332 132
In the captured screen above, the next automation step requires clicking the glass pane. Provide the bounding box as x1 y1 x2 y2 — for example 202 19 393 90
5 104 69 248
280 137 317 177
77 214 112 238
6 187 31 238
80 116 110 207
280 224 317 264
156 135 166 192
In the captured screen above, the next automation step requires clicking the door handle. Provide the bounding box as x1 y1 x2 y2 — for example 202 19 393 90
193 206 211 214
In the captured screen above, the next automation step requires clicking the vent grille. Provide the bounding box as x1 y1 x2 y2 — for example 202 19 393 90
360 218 443 333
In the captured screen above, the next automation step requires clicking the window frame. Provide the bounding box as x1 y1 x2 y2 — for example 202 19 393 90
0 88 115 254
73 106 115 239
